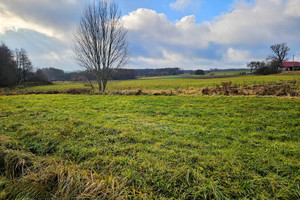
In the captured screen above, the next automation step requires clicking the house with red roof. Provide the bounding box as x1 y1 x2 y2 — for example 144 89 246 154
280 62 300 71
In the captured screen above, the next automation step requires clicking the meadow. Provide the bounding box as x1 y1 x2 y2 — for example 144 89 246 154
4 74 300 93
0 74 299 199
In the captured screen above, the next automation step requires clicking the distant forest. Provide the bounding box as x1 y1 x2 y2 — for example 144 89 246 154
41 67 249 82
40 67 185 81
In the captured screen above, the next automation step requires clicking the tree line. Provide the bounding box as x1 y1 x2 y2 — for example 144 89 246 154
0 42 48 87
135 68 183 77
39 67 185 82
40 67 137 81
247 43 290 75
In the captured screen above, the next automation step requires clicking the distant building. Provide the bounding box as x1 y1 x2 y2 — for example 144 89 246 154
280 62 300 71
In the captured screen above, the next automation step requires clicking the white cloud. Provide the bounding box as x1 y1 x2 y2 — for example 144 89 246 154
0 0 84 40
209 0 300 45
170 0 194 10
122 8 252 68
123 0 300 68
0 5 61 38
132 49 185 67
1 0 300 70
123 9 210 48
131 50 245 69
284 0 300 17
0 0 83 70
223 48 251 63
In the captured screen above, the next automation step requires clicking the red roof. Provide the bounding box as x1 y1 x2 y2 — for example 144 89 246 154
281 62 300 67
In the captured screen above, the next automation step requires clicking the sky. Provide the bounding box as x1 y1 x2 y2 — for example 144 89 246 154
1 0 300 71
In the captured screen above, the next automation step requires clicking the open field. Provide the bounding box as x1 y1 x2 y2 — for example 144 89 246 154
3 74 300 93
138 70 251 80
184 70 250 77
0 94 299 199
1 73 299 199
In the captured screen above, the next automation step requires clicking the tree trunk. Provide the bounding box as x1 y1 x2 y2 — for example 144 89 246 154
88 80 94 90
102 79 107 92
97 81 102 92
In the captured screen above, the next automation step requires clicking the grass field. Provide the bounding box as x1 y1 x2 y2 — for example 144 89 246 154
138 70 251 80
3 74 300 93
0 94 299 199
185 69 250 77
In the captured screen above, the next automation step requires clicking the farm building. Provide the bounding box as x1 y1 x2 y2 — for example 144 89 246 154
280 61 300 71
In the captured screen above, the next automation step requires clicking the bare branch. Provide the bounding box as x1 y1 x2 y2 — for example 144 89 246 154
268 43 290 62
73 0 129 92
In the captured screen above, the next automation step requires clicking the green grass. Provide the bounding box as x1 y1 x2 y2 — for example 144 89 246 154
5 74 300 92
187 69 250 76
138 70 250 80
0 94 299 199
110 74 300 90
7 81 89 92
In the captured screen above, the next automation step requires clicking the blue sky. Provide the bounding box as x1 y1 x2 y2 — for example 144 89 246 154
0 0 300 71
118 0 237 22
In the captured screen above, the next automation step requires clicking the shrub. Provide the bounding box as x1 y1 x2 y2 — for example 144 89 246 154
248 61 279 75
195 69 205 75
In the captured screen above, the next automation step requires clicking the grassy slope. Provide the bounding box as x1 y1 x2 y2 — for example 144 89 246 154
5 74 300 92
0 94 299 199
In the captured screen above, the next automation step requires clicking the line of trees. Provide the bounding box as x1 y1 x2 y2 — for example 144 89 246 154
0 42 49 87
247 43 290 75
0 42 47 87
38 67 186 82
135 68 183 77
39 67 136 81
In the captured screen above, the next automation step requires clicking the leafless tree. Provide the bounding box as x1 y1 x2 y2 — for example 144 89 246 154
73 0 129 92
247 61 261 72
268 43 290 69
15 48 33 83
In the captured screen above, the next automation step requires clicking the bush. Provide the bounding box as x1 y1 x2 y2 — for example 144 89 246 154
248 61 279 75
255 62 279 75
195 69 205 75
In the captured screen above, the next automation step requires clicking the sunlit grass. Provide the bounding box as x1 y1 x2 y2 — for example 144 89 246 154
108 74 300 90
6 74 300 92
0 94 299 199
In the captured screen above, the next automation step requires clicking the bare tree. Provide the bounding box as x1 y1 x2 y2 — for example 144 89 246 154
268 43 290 69
15 48 33 83
247 61 261 72
74 0 129 92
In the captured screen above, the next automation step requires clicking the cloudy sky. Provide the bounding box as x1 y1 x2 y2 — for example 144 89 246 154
1 0 300 71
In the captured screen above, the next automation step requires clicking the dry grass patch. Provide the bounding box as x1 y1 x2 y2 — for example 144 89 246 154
0 136 147 200
1 80 299 97
201 80 299 96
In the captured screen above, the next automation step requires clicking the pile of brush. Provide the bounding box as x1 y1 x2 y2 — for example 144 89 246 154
1 80 299 97
201 80 299 96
